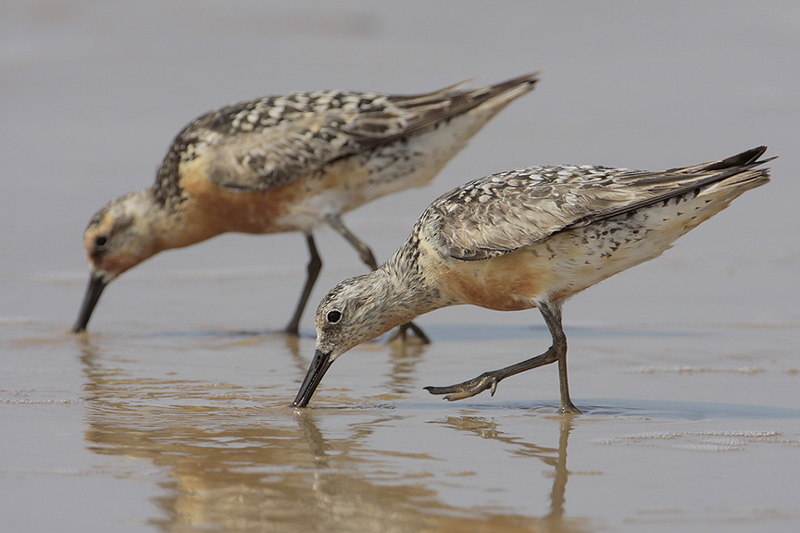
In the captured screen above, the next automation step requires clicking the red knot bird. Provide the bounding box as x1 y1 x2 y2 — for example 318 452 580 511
292 146 772 413
72 72 540 335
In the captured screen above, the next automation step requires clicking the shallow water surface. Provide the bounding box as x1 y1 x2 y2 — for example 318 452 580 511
2 1 800 531
3 321 798 531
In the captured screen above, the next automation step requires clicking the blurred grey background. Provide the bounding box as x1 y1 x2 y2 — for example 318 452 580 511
1 0 797 327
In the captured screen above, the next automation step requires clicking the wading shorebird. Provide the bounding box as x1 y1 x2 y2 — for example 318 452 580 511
292 147 772 413
72 73 540 336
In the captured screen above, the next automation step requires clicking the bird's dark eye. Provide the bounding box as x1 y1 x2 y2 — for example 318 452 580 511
327 310 342 323
95 236 108 247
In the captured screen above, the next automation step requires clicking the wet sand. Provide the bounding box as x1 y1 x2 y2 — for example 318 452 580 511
2 1 799 531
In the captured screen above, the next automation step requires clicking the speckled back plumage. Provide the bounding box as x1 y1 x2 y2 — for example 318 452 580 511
420 146 771 261
152 73 539 210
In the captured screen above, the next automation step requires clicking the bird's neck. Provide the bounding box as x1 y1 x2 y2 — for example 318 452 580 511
375 238 452 327
136 189 224 252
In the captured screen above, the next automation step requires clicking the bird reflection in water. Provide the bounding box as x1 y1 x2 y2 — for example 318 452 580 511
75 335 589 531
431 414 579 529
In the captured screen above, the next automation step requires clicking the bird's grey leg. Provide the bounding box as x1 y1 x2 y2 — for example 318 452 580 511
546 302 579 414
285 232 322 336
324 213 379 269
425 301 580 414
324 214 430 345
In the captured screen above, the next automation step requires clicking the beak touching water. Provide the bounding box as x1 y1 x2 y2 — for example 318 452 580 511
292 349 334 407
72 273 107 333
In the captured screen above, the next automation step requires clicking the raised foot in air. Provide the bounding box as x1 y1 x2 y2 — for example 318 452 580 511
424 371 500 401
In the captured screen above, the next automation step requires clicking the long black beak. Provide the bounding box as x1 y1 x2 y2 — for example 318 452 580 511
292 349 334 407
72 273 107 333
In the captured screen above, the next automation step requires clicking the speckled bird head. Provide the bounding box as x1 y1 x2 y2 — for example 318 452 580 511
313 271 402 361
73 189 168 332
82 190 164 282
292 268 420 407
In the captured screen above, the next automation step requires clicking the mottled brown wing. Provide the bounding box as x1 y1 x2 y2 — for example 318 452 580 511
200 73 539 192
431 147 769 261
201 108 389 191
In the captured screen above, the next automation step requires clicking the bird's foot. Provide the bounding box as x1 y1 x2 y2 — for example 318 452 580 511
387 322 431 345
560 400 582 415
424 372 499 401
